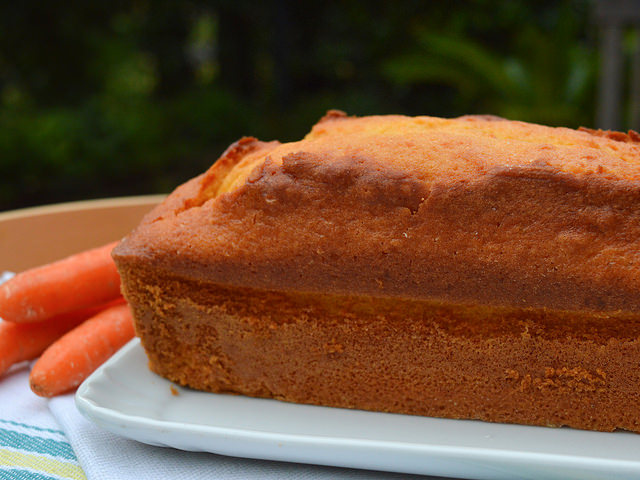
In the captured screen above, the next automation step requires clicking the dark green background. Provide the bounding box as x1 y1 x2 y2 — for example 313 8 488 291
0 1 623 210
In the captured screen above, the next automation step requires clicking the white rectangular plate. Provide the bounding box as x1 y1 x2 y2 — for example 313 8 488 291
76 339 640 480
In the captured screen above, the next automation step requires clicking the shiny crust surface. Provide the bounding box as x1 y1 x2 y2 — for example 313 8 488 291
113 112 640 313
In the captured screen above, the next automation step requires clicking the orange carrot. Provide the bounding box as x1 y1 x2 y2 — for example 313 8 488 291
0 242 121 323
0 298 125 377
29 303 135 397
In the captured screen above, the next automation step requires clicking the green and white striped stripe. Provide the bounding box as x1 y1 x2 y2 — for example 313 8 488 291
0 419 85 480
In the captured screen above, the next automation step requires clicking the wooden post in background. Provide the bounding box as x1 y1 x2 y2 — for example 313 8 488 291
593 0 640 131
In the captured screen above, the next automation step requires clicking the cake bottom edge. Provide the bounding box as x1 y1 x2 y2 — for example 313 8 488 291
124 275 640 434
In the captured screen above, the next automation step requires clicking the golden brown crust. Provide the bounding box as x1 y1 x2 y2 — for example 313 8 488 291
114 112 640 313
578 126 640 144
182 137 281 212
315 109 350 123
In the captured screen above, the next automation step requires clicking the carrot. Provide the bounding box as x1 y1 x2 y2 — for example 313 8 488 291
0 242 121 323
29 303 135 397
0 298 125 377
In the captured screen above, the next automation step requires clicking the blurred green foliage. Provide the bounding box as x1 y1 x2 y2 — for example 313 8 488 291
0 0 597 210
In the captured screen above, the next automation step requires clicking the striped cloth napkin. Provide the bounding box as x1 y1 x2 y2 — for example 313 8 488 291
0 363 86 480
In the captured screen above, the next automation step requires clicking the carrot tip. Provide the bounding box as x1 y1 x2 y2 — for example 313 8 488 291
29 379 49 397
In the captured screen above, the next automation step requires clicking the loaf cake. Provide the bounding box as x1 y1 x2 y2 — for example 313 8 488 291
112 111 640 432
